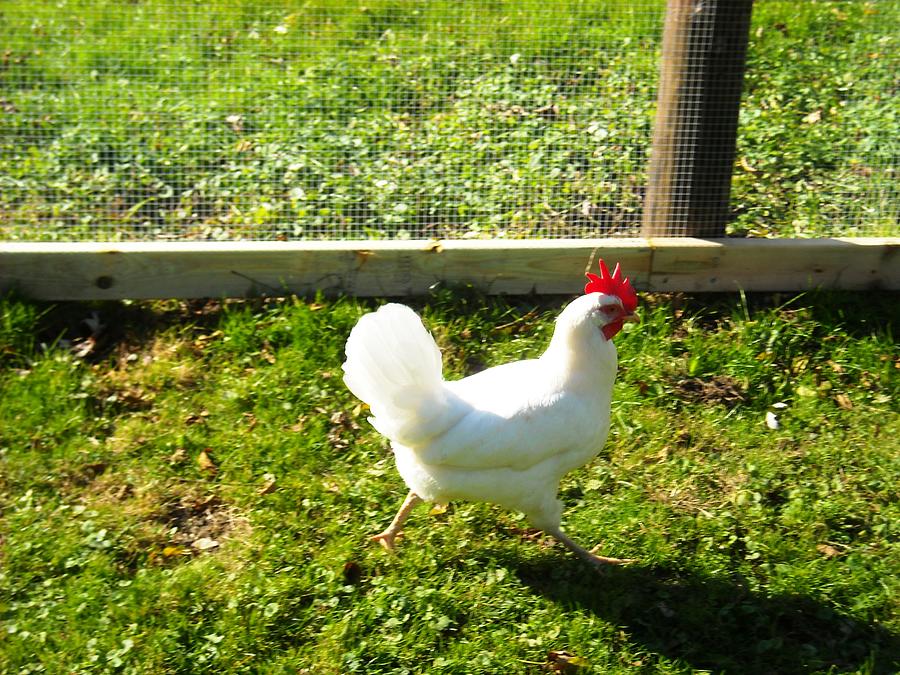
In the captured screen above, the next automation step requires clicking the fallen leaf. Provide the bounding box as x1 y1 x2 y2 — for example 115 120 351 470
546 650 590 673
114 484 134 500
192 537 220 551
326 410 360 451
322 480 341 493
342 561 363 585
817 543 841 558
195 330 223 343
184 411 209 425
194 494 220 512
835 393 853 410
258 478 277 495
162 545 186 557
225 113 244 133
739 156 758 174
803 110 822 124
168 448 187 464
71 336 98 359
197 449 218 474
82 462 107 478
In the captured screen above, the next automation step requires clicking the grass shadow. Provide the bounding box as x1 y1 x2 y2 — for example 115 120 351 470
512 557 899 674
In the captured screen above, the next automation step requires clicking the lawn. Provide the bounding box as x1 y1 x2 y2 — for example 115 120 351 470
1 0 898 240
1 289 898 673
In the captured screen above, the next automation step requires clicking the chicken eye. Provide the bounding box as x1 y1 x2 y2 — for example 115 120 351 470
600 305 619 316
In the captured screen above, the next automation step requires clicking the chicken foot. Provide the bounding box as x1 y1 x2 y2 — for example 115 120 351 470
371 491 421 551
546 527 635 567
372 493 632 567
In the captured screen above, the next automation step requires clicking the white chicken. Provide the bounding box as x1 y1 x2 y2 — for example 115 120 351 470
342 260 639 566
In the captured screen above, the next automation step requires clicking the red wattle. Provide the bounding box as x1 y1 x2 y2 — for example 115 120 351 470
602 320 624 340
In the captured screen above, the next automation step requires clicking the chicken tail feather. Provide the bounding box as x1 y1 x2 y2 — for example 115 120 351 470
343 304 452 445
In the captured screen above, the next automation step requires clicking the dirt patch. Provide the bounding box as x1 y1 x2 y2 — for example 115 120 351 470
672 375 745 408
153 493 249 554
322 407 362 452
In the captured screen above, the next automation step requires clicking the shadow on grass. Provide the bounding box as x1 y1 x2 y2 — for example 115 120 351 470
512 557 899 674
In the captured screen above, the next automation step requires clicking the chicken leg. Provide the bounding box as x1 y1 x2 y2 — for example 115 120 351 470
547 527 635 567
371 491 421 551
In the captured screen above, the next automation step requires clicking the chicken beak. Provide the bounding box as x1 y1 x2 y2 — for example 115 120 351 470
622 312 640 323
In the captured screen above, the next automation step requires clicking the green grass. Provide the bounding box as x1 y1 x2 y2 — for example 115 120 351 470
1 0 897 240
1 289 898 673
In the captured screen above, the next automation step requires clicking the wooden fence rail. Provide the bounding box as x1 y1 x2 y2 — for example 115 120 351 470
2 238 896 300
2 2 896 301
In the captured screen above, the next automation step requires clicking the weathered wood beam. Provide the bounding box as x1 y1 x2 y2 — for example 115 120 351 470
1 238 896 300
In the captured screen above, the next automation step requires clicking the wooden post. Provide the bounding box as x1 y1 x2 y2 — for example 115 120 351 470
642 0 754 237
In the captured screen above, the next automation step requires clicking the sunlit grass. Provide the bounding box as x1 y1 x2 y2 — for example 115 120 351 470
1 0 897 240
1 290 898 672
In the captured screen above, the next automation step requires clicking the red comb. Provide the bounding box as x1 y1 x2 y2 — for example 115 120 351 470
584 259 638 313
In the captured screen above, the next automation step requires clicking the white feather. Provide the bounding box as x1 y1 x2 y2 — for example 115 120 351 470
342 293 622 532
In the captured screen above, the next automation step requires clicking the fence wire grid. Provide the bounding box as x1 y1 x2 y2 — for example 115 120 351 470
1 0 897 242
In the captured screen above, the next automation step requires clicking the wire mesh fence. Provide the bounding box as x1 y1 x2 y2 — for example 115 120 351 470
1 0 897 242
